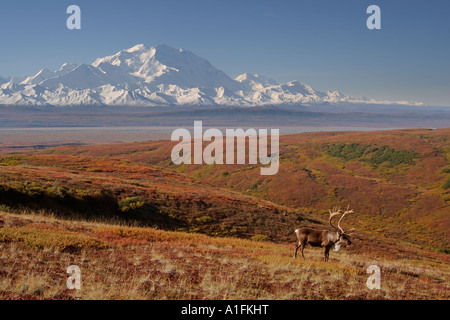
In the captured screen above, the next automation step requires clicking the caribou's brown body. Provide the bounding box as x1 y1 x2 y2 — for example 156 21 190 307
294 207 355 262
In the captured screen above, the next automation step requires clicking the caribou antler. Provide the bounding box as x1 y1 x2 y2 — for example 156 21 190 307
328 207 342 232
337 205 354 234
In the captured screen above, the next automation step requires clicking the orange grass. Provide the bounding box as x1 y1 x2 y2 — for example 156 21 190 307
0 211 448 300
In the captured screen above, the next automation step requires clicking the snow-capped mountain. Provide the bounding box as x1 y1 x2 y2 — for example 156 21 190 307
0 44 421 107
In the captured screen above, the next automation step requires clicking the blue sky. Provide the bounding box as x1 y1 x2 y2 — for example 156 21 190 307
1 0 449 106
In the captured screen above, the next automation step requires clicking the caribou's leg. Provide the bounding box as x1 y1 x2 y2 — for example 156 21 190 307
324 246 331 262
294 241 306 259
294 242 301 258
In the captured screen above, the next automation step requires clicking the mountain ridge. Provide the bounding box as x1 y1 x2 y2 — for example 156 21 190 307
0 44 422 107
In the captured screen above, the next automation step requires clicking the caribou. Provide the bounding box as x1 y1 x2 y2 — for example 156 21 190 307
294 206 355 262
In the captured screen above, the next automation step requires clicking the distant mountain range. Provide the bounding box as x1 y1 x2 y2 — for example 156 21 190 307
0 44 422 107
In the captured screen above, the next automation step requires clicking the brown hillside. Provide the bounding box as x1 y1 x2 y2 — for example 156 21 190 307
28 128 450 251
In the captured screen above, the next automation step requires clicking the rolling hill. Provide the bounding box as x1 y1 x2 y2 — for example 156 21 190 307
0 128 449 300
9 128 446 251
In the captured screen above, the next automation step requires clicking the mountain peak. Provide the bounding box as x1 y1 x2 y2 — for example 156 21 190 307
125 43 149 53
235 73 278 88
59 63 78 73
151 43 187 57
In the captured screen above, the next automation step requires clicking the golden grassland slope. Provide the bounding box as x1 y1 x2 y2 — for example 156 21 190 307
0 211 449 300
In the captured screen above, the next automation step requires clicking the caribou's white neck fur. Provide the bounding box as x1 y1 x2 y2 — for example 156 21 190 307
327 231 340 243
332 243 342 252
327 231 342 252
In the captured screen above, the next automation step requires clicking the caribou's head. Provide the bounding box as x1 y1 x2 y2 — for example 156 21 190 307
328 206 355 251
